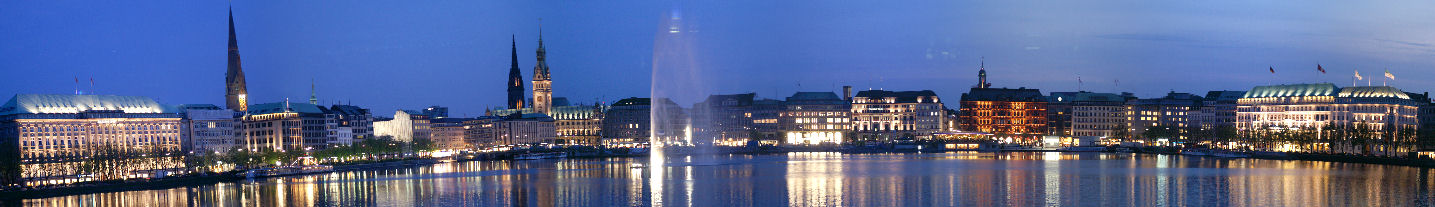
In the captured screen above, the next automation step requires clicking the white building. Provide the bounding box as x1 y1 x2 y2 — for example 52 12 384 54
176 104 238 153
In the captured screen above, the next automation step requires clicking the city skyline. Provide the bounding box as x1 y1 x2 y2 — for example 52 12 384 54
3 1 1434 117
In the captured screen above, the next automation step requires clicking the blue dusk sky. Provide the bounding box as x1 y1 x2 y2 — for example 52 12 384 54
2 1 1434 116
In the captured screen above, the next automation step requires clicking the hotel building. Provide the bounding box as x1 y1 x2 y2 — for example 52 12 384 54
1237 83 1421 156
852 90 946 142
1060 92 1133 138
0 94 186 186
240 101 338 151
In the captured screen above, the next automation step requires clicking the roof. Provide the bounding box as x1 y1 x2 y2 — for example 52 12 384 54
1204 91 1247 101
328 104 370 116
552 97 571 107
431 117 476 124
960 88 1043 102
856 90 941 103
248 101 329 114
612 97 650 106
1243 83 1339 98
786 92 846 105
176 104 223 110
699 93 756 107
1047 92 1127 103
1338 86 1410 99
1 94 173 116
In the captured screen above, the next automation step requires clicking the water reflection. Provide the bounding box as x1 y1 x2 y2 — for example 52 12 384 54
13 152 1435 206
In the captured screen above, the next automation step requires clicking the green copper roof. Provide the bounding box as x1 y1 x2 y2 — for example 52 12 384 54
1338 86 1410 99
1243 83 1338 98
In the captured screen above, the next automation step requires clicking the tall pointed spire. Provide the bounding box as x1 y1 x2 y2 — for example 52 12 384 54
309 79 318 105
226 7 249 112
976 57 988 89
507 35 526 110
532 24 553 115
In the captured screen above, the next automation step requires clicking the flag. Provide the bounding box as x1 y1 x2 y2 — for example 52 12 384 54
1385 69 1394 80
1355 70 1363 80
1269 66 1275 73
1317 64 1325 74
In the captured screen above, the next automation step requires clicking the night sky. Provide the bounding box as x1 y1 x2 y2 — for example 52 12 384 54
3 1 1434 117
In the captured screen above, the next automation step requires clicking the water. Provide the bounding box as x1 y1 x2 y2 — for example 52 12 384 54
16 152 1435 206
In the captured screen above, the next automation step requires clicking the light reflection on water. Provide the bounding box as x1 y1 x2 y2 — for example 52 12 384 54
15 152 1435 206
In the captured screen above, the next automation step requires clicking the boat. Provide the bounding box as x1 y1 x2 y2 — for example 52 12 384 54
1180 149 1211 156
1059 146 1108 152
240 165 334 179
515 152 567 160
1211 150 1251 158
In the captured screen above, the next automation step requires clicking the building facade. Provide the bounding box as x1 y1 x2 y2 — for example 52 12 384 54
553 104 606 146
852 90 945 142
176 104 237 153
430 118 471 150
241 101 337 151
0 94 186 186
327 104 374 142
959 88 1046 141
780 92 850 145
601 97 686 145
1126 92 1203 142
1237 84 1422 156
1063 92 1133 139
373 110 431 143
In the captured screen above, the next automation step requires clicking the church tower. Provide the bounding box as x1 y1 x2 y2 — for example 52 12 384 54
532 27 553 115
507 35 526 110
976 57 989 89
226 8 249 112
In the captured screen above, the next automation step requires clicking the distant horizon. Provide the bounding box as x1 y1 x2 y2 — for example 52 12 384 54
4 1 1433 116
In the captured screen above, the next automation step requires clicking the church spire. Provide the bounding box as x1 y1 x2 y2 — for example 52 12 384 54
226 7 249 112
976 57 989 89
507 35 525 110
532 24 553 115
309 79 318 105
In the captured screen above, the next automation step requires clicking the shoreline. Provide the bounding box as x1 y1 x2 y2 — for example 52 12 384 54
7 149 1433 201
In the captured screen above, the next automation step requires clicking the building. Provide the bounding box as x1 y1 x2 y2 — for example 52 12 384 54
552 103 606 146
0 94 186 186
327 104 374 141
507 37 526 110
1198 91 1245 141
422 105 449 119
225 9 248 112
692 93 758 146
373 110 431 143
780 92 850 145
176 104 237 153
1237 83 1422 156
1127 92 1202 143
602 97 687 145
430 118 472 150
532 31 554 115
959 88 1046 141
751 98 783 145
241 101 337 151
852 90 946 142
463 117 500 147
1063 92 1133 139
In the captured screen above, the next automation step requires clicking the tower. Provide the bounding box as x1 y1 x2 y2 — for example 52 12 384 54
532 27 553 115
507 35 526 110
309 79 318 105
226 8 249 112
976 57 989 89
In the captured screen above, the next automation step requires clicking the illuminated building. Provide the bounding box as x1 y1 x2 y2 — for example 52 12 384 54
1237 83 1422 156
241 101 338 151
780 92 849 145
0 94 185 186
176 104 237 153
1198 91 1245 140
373 110 431 143
601 97 686 145
552 102 606 146
851 90 945 142
431 118 472 150
959 87 1046 142
462 117 500 147
507 36 526 110
422 105 449 119
1060 92 1133 138
1126 92 1203 142
225 8 248 112
327 104 374 141
532 30 554 115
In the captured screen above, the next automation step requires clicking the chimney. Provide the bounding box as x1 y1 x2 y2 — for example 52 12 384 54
843 86 853 101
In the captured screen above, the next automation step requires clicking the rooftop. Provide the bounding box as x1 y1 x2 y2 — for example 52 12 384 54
960 88 1043 102
1243 83 1339 98
1 94 172 116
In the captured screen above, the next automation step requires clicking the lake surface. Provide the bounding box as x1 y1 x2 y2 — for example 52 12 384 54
16 152 1435 206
